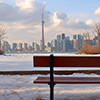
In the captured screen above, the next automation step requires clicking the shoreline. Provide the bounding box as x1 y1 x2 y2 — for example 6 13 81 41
0 70 100 75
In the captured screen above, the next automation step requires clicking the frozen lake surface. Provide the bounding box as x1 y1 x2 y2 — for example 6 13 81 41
0 53 100 71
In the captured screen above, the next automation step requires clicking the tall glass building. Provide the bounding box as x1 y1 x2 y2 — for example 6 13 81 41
73 35 76 39
61 33 65 40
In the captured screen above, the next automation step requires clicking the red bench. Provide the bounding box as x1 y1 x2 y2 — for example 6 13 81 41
33 54 100 100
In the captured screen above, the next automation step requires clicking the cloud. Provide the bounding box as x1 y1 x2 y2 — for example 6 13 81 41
86 19 100 25
69 13 91 20
66 19 90 29
0 0 3 3
94 7 100 16
52 12 69 26
0 0 92 45
0 2 18 22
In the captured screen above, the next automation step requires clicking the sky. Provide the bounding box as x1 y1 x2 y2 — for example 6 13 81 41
0 0 100 46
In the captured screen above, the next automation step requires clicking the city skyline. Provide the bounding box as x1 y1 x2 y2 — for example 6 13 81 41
0 0 100 45
2 32 99 52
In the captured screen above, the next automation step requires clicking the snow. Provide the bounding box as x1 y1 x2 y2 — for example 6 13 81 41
0 74 100 100
0 53 100 100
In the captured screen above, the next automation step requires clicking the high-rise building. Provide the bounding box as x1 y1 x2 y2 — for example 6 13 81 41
52 39 57 49
34 43 40 51
61 33 65 40
12 43 17 51
57 35 61 50
73 39 79 50
19 43 22 51
59 40 63 51
70 40 73 49
57 35 61 42
41 9 45 51
78 34 82 47
47 42 51 47
32 42 34 47
23 43 28 51
3 41 11 52
63 37 70 51
32 42 34 50
73 35 76 39
78 34 84 49
28 45 32 51
51 40 53 47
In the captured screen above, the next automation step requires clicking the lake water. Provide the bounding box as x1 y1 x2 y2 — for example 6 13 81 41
1 51 100 71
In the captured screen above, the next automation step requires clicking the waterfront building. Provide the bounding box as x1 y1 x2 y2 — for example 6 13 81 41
52 39 57 49
61 33 65 40
78 34 82 49
59 40 63 51
34 43 40 51
57 35 61 50
32 42 34 49
63 37 70 51
28 45 32 51
18 43 22 51
3 41 11 52
57 35 61 42
73 39 79 50
70 40 73 49
12 43 17 50
73 35 76 39
47 42 51 47
23 43 28 51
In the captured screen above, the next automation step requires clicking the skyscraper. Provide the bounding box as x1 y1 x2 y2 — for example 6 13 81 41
3 41 11 52
41 9 45 51
12 43 17 50
57 35 61 50
63 37 70 51
73 35 76 39
78 34 82 49
61 33 65 40
57 35 61 42
23 43 28 51
73 39 79 50
19 43 22 51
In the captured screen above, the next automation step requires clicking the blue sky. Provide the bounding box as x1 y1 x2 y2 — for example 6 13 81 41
0 0 100 45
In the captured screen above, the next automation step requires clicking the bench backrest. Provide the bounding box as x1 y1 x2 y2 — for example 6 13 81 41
34 55 100 67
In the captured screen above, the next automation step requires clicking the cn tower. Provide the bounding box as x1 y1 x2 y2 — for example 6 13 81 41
41 9 45 51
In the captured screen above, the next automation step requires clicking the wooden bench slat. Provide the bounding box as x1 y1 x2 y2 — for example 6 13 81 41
34 77 100 84
34 56 100 67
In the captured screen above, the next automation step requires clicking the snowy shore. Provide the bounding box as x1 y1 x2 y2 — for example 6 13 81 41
0 73 100 100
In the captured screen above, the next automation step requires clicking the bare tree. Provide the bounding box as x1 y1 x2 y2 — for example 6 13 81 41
83 30 91 45
0 24 7 50
92 23 100 45
81 22 100 54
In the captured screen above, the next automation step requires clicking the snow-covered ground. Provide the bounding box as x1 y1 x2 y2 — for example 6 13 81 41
0 53 100 100
0 74 100 100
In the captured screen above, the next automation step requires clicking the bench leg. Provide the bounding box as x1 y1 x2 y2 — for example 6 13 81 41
50 54 54 100
50 84 54 100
